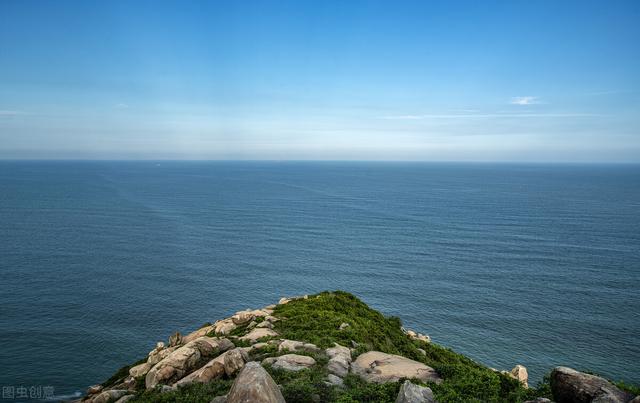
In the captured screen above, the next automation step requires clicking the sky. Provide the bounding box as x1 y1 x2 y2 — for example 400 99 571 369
0 0 639 161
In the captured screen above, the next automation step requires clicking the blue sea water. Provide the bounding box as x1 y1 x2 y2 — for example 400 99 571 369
0 161 639 399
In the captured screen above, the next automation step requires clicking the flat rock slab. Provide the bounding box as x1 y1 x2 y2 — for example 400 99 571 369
239 328 278 343
351 351 442 384
263 354 316 371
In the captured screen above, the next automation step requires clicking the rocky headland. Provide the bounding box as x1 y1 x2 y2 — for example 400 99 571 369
77 291 638 403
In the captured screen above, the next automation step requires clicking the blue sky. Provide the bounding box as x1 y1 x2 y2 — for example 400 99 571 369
1 1 639 161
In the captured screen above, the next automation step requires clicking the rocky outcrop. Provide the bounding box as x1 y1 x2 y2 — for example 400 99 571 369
145 337 234 389
213 318 237 335
550 366 635 403
351 351 442 384
263 354 316 371
326 343 352 378
395 380 437 403
225 361 286 403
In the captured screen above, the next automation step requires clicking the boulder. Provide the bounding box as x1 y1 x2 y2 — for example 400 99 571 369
129 362 152 378
238 328 278 343
550 366 634 403
146 337 234 389
214 319 237 335
279 339 321 354
156 341 165 350
339 323 350 330
114 396 135 403
263 354 316 371
148 346 177 366
510 364 529 388
183 325 215 344
325 374 344 387
326 343 352 378
351 351 442 384
87 385 102 395
395 380 437 403
278 297 292 305
174 347 248 388
225 361 286 403
91 390 128 403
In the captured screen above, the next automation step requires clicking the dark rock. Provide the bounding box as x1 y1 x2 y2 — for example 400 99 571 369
550 366 634 403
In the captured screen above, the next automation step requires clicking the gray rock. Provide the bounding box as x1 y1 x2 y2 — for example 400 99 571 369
226 362 286 403
550 366 634 403
351 351 442 384
523 398 553 403
210 395 227 403
339 322 350 330
395 380 436 403
326 343 352 378
87 384 103 395
325 374 344 387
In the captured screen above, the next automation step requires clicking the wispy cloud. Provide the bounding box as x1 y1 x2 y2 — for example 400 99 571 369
380 112 600 120
0 110 25 116
115 103 129 109
510 96 539 105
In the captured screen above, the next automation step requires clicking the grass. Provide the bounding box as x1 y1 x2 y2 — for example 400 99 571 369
128 379 232 403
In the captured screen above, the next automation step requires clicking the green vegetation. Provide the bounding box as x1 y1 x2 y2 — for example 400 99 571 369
129 379 232 403
274 291 549 402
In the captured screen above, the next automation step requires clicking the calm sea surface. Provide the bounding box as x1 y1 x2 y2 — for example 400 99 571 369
1 161 639 399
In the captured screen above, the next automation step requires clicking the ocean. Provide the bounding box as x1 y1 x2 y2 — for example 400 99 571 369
0 161 638 400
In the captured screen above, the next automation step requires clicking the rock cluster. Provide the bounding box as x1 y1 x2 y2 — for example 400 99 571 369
79 294 638 403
